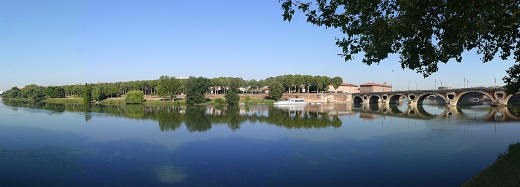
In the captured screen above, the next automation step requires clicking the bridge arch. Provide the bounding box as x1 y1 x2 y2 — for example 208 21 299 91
416 93 448 105
504 94 520 105
368 95 381 103
389 104 405 114
353 95 364 104
495 91 516 105
453 91 496 106
389 95 404 104
407 94 417 101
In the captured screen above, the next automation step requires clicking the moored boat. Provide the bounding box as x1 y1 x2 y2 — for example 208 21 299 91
273 98 307 105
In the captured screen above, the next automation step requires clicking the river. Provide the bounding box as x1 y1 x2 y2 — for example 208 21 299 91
0 100 519 186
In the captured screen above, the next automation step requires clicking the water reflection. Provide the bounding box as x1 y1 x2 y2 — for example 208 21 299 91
154 165 187 184
2 100 520 186
3 100 520 133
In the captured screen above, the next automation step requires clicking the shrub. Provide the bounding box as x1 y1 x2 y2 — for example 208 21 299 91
214 98 225 105
125 90 144 104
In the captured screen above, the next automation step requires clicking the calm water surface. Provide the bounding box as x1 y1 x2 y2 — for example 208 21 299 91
1 100 520 186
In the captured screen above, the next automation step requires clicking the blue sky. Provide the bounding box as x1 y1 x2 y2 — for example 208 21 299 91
0 0 514 91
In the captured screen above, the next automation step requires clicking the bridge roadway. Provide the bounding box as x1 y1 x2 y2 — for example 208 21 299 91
350 87 512 106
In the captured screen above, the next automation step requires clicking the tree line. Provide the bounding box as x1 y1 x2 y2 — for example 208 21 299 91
1 74 343 104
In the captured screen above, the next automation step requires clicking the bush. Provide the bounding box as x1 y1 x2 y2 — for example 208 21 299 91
225 90 240 105
244 96 251 103
125 90 144 104
214 98 225 105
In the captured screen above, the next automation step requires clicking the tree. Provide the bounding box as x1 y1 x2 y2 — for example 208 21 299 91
15 84 45 101
44 86 65 98
92 86 105 101
268 80 284 101
331 76 343 90
83 84 93 103
157 75 181 99
281 0 520 92
185 76 212 105
225 78 241 105
2 87 20 99
125 90 144 104
303 75 313 93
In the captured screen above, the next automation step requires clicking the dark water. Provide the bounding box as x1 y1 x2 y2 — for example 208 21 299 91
1 100 520 187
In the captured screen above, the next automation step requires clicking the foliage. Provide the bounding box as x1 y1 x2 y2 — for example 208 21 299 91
281 0 520 88
157 75 181 99
125 90 144 104
331 76 343 90
44 86 65 98
185 76 212 105
104 84 120 98
225 78 241 105
214 98 225 105
497 142 520 160
244 96 251 103
92 86 105 101
83 84 93 103
268 80 284 101
20 84 45 101
464 142 520 186
504 64 520 94
2 87 20 98
2 74 345 102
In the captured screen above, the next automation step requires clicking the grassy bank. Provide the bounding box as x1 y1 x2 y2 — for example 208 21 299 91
464 143 520 187
32 97 275 105
0 98 34 102
41 97 83 104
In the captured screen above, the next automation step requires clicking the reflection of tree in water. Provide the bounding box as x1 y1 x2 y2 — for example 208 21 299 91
156 107 183 132
184 106 212 132
2 100 344 132
263 108 342 129
225 106 241 131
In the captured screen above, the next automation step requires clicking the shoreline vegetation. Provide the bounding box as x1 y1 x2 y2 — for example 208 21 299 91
463 143 520 187
0 74 343 105
2 95 275 106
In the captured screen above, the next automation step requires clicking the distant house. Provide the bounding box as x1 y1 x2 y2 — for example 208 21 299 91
328 83 359 93
359 82 392 93
438 86 454 90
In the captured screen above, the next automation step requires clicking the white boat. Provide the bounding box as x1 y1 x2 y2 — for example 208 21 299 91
273 98 307 105
469 97 480 102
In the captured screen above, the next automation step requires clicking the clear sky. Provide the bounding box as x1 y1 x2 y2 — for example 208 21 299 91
0 0 514 92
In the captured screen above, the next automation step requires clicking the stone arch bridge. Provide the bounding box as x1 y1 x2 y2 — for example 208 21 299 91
351 88 512 106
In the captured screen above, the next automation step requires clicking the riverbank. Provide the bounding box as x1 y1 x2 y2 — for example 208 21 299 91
2 96 275 105
464 143 520 186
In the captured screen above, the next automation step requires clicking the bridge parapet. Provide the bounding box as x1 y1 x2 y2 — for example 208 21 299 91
351 88 511 106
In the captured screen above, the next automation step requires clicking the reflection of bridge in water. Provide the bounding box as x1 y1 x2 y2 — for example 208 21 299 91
353 103 520 122
274 103 520 122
